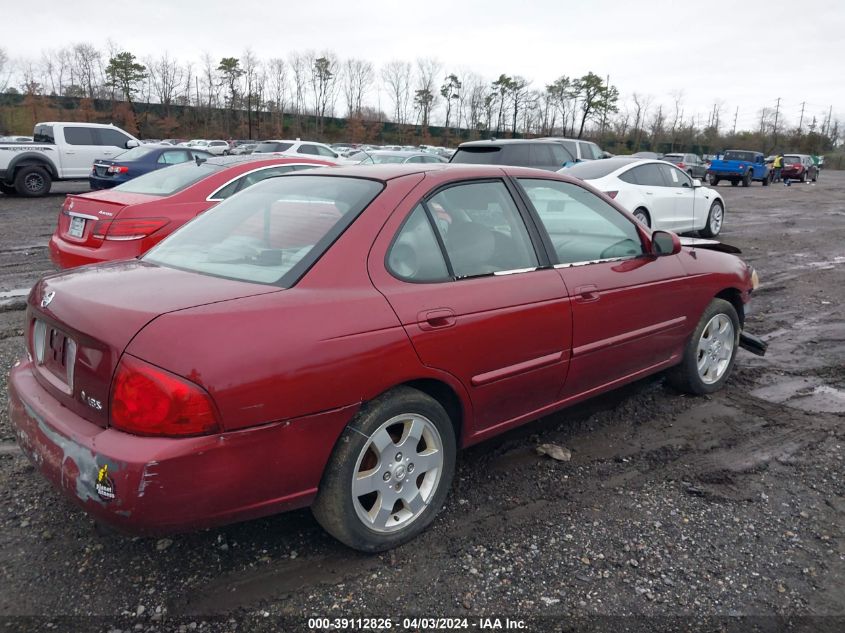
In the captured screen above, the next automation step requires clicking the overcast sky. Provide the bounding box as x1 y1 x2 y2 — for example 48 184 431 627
4 0 844 130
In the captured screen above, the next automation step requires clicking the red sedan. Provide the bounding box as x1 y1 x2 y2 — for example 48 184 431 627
49 155 333 268
11 164 765 551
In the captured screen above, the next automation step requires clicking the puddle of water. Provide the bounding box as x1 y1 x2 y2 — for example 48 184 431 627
751 379 845 414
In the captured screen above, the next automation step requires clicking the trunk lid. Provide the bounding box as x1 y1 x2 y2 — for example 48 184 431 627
26 260 281 427
58 190 160 248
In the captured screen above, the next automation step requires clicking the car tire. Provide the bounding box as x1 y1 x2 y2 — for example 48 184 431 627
0 182 17 195
633 208 651 227
741 171 751 187
709 175 720 186
730 179 738 187
812 171 818 182
14 165 52 197
312 386 457 552
800 172 806 183
699 200 724 238
666 298 740 395
762 173 770 186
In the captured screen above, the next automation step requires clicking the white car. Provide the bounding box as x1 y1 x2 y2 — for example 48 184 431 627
252 139 356 164
203 140 230 156
561 157 726 237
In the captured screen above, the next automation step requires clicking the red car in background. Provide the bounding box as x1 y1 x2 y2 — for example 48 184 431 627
12 164 765 552
49 155 333 269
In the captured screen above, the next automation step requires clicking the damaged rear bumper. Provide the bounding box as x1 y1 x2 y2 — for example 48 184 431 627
9 359 358 534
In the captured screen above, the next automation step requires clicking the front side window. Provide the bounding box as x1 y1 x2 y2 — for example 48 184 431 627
145 176 383 285
658 163 692 188
630 164 666 187
387 205 450 282
254 142 293 153
428 181 538 278
98 128 132 147
315 145 338 158
518 178 644 265
63 127 96 145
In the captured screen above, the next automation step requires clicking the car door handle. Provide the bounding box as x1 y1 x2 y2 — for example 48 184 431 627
645 191 653 195
418 308 456 330
574 285 600 303
64 151 75 155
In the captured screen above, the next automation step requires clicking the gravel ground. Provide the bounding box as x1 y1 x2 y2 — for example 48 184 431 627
0 175 843 633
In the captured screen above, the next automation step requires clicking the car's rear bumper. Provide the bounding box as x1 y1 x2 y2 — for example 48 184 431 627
88 175 122 190
9 359 358 534
48 233 144 269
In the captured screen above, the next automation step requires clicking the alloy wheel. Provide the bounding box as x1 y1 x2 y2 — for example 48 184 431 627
696 314 735 384
351 413 444 533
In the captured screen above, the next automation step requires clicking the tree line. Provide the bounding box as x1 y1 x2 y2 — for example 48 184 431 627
0 44 840 158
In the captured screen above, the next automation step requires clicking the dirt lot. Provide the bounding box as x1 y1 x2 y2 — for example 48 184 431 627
0 175 843 633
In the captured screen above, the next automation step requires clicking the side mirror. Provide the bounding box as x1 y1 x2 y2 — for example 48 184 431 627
692 178 702 188
651 230 681 256
126 139 139 149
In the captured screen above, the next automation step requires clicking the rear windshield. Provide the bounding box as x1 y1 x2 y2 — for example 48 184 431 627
33 125 55 144
112 146 157 162
663 154 684 161
366 154 408 164
114 161 221 195
561 159 627 180
450 147 502 164
783 155 802 164
144 176 383 285
254 142 293 153
723 150 756 162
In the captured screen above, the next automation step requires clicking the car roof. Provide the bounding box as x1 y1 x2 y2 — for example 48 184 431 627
296 163 582 182
202 155 331 168
457 138 565 148
369 150 429 157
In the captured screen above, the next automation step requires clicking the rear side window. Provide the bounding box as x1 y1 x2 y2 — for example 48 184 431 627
560 140 578 158
388 205 450 282
158 150 191 165
428 181 538 278
315 145 337 158
518 178 643 264
297 144 320 155
500 144 531 166
64 127 97 145
33 125 55 144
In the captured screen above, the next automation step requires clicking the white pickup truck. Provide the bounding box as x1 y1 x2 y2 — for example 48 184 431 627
0 122 140 197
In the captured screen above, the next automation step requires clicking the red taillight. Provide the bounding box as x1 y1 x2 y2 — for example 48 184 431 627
107 165 129 174
604 191 619 199
111 355 220 437
678 162 686 169
92 218 169 240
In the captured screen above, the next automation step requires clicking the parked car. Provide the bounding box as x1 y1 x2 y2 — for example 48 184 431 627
229 143 258 156
562 157 726 237
49 155 333 268
252 139 351 163
707 150 769 186
359 150 447 165
632 151 663 159
204 140 231 156
450 139 575 170
781 154 818 183
541 137 605 162
662 153 709 180
14 163 764 551
0 122 140 197
89 145 213 190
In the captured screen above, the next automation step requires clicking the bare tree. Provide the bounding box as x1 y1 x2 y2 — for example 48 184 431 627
343 58 373 117
148 52 183 117
381 60 412 125
631 92 652 151
72 43 101 98
267 57 288 136
242 49 260 138
288 52 308 132
0 48 11 94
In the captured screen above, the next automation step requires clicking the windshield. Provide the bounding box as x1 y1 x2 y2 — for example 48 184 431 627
723 150 756 162
112 146 157 162
144 175 383 285
561 159 629 180
114 161 221 195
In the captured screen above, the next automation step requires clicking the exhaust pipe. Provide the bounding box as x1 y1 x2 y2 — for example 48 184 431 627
739 331 768 356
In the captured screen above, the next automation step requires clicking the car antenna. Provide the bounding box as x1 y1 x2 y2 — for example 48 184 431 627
195 155 207 166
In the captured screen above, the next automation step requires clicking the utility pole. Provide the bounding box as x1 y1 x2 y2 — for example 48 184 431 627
824 105 833 136
772 97 781 144
732 106 738 135
798 101 805 133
